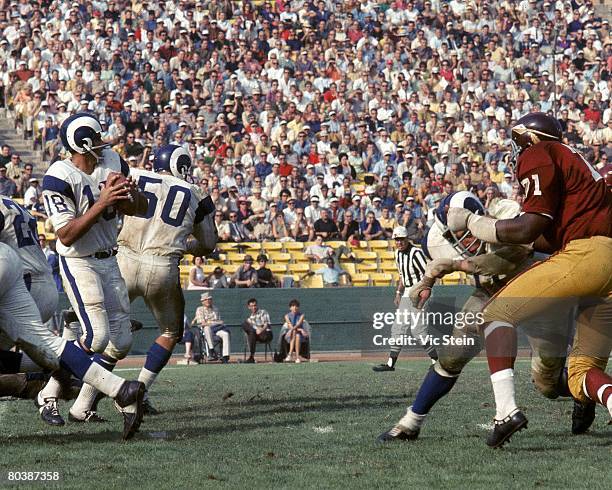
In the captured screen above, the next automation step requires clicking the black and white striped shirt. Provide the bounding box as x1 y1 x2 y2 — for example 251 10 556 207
395 246 427 292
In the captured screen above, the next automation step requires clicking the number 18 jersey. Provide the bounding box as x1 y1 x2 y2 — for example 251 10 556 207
517 141 612 251
117 168 211 259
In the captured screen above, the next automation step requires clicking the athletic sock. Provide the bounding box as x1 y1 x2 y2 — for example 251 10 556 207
491 369 518 420
583 368 612 417
70 354 117 417
397 406 427 432
387 351 399 368
138 342 173 391
411 364 458 415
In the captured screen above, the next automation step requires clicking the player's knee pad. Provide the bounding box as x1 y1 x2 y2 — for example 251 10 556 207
105 322 133 360
531 355 566 399
437 352 471 376
87 328 110 354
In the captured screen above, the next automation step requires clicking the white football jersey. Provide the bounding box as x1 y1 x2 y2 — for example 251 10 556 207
118 168 215 258
42 148 128 258
0 195 49 275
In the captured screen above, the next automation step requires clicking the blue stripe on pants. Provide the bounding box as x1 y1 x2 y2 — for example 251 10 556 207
59 256 94 349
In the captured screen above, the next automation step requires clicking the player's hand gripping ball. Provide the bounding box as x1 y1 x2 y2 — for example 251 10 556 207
105 172 139 215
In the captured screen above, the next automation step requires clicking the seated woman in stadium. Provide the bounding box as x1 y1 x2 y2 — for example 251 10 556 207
281 299 310 363
187 255 208 290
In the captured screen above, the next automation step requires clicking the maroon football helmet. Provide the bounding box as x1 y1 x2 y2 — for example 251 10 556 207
510 112 563 162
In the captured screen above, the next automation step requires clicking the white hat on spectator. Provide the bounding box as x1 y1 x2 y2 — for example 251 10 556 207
485 107 495 117
181 104 190 110
352 195 361 201
128 156 137 162
330 196 339 202
200 292 212 301
373 196 382 203
392 226 408 239
365 185 376 195
215 130 223 136
306 164 314 169
143 103 151 108
459 153 469 159
504 173 512 178
178 121 187 127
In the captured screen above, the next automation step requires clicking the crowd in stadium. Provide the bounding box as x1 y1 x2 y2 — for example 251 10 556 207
1 1 611 264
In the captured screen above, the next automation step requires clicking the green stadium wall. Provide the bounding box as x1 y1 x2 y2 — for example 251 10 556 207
57 286 535 355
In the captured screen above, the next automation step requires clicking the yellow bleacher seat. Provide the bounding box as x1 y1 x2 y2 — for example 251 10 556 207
37 222 45 235
352 183 365 193
179 266 191 288
288 263 310 274
282 242 304 251
302 274 324 288
353 250 378 261
310 263 326 272
441 271 467 285
216 242 238 251
223 263 240 274
341 263 356 275
380 261 396 273
262 242 283 252
226 252 246 263
356 262 378 273
371 273 393 286
242 242 262 251
290 251 308 262
202 264 217 274
268 252 291 263
45 233 56 241
351 273 370 287
268 263 288 274
369 240 389 250
378 250 395 261
303 241 315 249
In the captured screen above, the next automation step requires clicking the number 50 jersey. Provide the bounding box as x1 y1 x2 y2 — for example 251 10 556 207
117 168 215 259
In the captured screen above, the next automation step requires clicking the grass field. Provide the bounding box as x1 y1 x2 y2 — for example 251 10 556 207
1 359 610 489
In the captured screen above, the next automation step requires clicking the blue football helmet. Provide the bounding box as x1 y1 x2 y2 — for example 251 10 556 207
434 191 486 258
60 112 109 161
153 144 192 179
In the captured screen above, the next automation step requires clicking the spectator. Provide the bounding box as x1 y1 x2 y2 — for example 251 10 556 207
187 256 207 290
228 210 254 242
359 212 384 240
23 177 41 209
0 167 16 197
255 254 277 288
304 257 351 288
231 255 257 288
192 293 231 364
305 235 332 262
241 298 273 363
205 267 230 289
281 299 310 363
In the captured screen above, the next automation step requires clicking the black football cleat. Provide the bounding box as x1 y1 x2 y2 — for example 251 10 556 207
486 410 528 448
34 397 65 427
571 400 596 435
377 424 419 442
68 410 107 423
372 364 395 372
143 398 161 416
114 380 145 440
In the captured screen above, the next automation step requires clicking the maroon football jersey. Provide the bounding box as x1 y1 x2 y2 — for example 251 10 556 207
517 141 612 251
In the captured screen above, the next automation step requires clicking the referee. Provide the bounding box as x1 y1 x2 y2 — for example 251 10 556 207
372 226 437 372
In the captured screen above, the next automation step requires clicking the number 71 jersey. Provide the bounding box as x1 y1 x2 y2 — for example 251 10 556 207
117 168 212 258
517 141 611 251
0 195 48 275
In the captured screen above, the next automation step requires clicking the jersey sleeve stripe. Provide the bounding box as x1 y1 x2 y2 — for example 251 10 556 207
194 195 215 224
59 256 94 349
42 175 76 203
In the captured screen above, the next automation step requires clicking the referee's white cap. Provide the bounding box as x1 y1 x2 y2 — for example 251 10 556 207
392 226 408 239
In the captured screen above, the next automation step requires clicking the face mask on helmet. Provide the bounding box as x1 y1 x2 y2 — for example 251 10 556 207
434 191 486 258
61 113 110 163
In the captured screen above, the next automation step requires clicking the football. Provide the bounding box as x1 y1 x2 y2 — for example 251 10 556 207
105 172 139 215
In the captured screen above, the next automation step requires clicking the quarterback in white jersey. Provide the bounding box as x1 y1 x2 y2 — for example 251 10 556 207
0 242 146 440
0 195 58 322
38 113 147 425
117 144 217 413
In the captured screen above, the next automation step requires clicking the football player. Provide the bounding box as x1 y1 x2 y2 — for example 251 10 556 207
447 113 611 448
114 144 217 414
0 195 59 376
0 242 145 440
38 113 147 425
379 192 584 442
